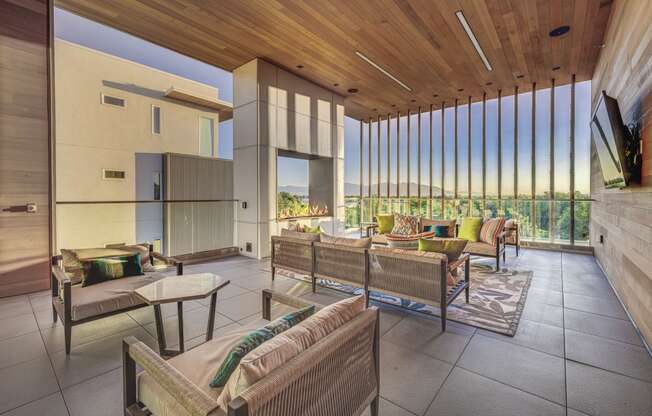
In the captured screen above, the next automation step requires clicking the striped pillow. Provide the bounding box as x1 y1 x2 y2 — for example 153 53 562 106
386 231 435 250
479 217 506 246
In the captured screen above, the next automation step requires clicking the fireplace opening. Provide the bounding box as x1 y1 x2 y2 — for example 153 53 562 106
276 150 332 220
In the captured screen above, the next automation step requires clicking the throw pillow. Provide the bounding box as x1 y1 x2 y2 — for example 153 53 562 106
81 253 143 287
434 225 449 237
280 228 321 242
303 225 321 234
480 217 506 246
422 225 433 232
121 244 157 272
418 238 467 262
421 219 456 237
320 233 372 248
386 231 435 250
60 249 85 285
286 222 303 232
376 214 394 234
458 217 483 242
210 305 315 388
391 213 418 235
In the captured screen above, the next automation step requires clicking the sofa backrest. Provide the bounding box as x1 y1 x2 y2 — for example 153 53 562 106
313 242 367 286
232 308 379 416
368 247 448 305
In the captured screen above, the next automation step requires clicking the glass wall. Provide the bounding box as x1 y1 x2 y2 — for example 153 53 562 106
344 79 591 245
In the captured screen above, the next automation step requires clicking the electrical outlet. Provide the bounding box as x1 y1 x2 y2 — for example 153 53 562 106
246 242 252 252
599 235 604 244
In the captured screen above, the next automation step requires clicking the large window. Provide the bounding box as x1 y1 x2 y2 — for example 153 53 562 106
345 79 592 245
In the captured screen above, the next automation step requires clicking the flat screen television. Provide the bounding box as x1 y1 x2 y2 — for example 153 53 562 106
590 91 628 188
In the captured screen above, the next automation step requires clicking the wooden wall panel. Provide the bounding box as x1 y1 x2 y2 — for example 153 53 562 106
590 0 652 346
0 0 51 297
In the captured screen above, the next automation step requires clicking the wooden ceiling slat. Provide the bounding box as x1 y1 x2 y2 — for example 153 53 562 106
55 0 612 119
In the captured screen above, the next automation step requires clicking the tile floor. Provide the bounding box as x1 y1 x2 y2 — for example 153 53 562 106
1 249 651 416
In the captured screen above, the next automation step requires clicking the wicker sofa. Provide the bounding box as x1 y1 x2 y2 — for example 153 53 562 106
51 244 182 354
123 289 381 416
272 234 470 332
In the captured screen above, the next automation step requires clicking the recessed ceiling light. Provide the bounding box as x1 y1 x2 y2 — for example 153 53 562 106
347 88 358 94
411 99 416 102
552 66 561 71
486 82 493 86
455 10 493 72
549 26 570 37
433 94 438 98
333 83 339 87
373 108 378 111
457 88 464 92
296 64 304 69
516 74 524 79
391 104 396 107
355 51 412 92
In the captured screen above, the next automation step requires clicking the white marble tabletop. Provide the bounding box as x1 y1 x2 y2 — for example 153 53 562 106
134 273 230 305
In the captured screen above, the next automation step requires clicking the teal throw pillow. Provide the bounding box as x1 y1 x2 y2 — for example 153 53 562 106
81 253 143 287
434 225 449 237
422 225 433 232
210 305 315 388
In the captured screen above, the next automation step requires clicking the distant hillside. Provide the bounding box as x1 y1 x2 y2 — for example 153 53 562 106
279 183 443 197
278 185 308 195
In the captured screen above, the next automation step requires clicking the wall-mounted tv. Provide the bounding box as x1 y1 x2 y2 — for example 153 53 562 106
590 91 628 188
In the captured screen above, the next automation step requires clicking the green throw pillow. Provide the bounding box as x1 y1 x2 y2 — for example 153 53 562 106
418 238 467 261
81 253 143 287
458 217 483 242
210 305 315 388
376 214 394 234
303 225 321 234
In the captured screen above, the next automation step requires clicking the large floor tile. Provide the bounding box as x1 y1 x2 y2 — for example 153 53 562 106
564 293 628 320
563 279 617 301
62 367 122 416
379 340 452 415
0 357 60 413
426 367 565 416
195 283 250 305
564 308 643 346
375 305 407 336
566 361 652 416
41 313 140 354
143 307 234 347
361 398 415 416
565 329 652 382
0 295 33 320
521 301 564 328
2 392 69 416
478 319 564 357
0 313 39 341
525 288 563 307
0 331 47 370
382 314 474 364
458 335 566 405
51 326 157 388
27 292 53 313
215 292 262 321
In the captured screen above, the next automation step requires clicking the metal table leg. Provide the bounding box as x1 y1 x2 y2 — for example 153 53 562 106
206 292 217 342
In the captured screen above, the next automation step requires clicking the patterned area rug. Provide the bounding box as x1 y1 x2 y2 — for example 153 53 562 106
277 264 532 336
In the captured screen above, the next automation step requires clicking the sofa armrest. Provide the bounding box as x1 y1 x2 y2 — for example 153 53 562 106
151 252 184 275
262 289 323 320
365 223 379 237
51 264 71 286
123 337 223 416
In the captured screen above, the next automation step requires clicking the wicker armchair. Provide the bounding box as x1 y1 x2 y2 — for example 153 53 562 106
51 244 182 354
123 289 381 416
270 235 316 282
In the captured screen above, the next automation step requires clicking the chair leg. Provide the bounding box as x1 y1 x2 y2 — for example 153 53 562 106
441 305 447 332
370 396 379 416
271 266 275 281
503 249 506 263
52 305 58 323
496 256 500 271
64 323 72 354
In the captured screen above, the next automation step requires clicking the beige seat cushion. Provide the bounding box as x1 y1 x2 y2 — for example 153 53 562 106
371 234 388 245
464 241 496 257
320 233 371 248
138 328 252 416
70 272 167 321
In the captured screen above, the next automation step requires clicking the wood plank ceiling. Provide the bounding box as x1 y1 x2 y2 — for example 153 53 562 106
55 0 613 120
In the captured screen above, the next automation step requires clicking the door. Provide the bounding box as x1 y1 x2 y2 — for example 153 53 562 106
0 0 52 297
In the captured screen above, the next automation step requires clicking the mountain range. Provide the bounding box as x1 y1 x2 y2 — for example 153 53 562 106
278 183 443 196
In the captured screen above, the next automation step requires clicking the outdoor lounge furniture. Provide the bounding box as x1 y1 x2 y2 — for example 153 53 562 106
455 222 507 271
273 235 470 332
123 289 381 416
51 244 183 354
504 220 520 256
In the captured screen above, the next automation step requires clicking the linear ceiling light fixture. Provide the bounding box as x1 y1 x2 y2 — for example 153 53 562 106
355 51 412 92
455 10 493 72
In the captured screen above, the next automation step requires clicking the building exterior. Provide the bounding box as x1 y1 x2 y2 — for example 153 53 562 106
54 39 230 252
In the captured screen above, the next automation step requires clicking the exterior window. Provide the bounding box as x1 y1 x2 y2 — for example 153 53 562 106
101 93 125 108
199 117 216 157
152 106 161 134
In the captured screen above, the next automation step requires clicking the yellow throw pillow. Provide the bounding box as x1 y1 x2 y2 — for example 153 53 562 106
376 214 394 234
458 217 483 242
418 238 467 262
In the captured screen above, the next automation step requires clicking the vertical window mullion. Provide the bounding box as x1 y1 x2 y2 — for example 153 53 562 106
440 101 445 216
570 75 576 244
531 83 536 239
550 79 555 242
514 86 518 201
467 96 472 215
429 104 433 218
454 99 459 200
498 90 502 204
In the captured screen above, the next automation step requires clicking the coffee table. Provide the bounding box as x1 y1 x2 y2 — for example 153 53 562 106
134 273 230 357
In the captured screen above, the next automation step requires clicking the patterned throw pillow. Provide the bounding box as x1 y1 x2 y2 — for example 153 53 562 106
480 217 506 246
81 253 143 287
391 214 419 235
210 305 315 388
